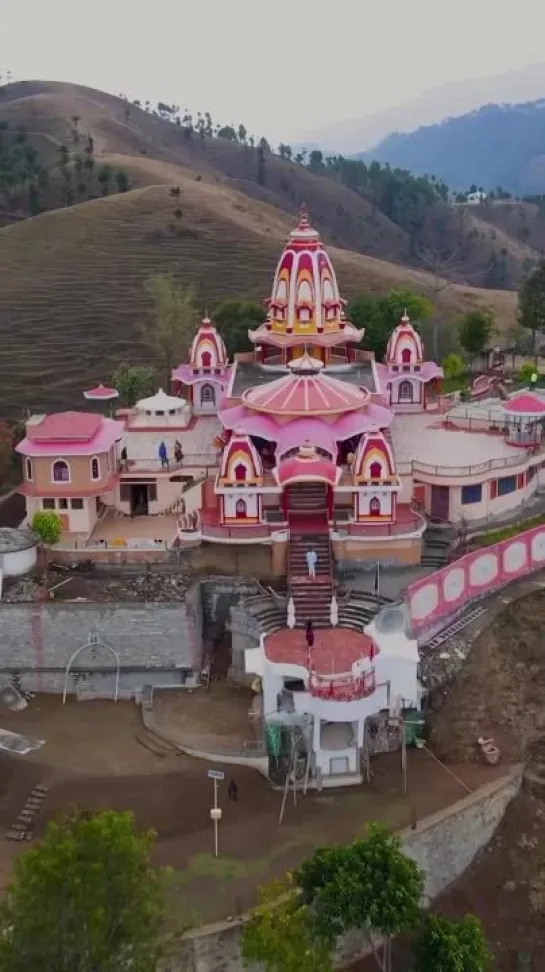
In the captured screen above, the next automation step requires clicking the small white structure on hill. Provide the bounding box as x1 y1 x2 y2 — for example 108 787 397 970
466 191 487 205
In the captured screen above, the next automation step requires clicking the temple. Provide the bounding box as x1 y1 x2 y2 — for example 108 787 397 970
16 208 545 785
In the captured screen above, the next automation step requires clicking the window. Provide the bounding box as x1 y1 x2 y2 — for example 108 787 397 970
234 462 247 482
461 484 482 505
369 461 382 479
120 484 131 503
235 498 247 518
52 459 70 482
25 458 33 480
58 498 68 510
70 498 84 509
497 475 517 497
201 351 212 368
401 348 412 364
369 496 381 515
148 484 158 502
90 457 100 480
398 380 413 403
42 498 55 510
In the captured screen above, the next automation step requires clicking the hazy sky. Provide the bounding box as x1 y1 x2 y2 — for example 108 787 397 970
3 0 545 143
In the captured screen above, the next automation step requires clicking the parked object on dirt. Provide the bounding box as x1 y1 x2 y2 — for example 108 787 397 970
477 736 500 765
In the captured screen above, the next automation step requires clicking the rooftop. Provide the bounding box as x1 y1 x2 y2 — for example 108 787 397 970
230 360 377 398
391 412 526 473
264 626 376 675
243 364 369 417
0 527 38 554
26 411 102 443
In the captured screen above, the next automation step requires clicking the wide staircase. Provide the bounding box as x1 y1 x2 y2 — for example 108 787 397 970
286 483 333 629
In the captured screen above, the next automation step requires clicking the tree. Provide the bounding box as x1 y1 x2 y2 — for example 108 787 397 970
442 353 464 380
97 164 112 196
212 298 264 358
297 823 424 971
457 309 495 360
413 913 491 972
519 362 537 386
112 363 155 406
31 509 62 547
115 170 130 193
519 261 545 363
242 875 332 972
350 290 433 361
143 275 198 386
0 809 166 972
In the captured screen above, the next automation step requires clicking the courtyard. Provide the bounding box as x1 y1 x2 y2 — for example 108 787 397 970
0 690 507 925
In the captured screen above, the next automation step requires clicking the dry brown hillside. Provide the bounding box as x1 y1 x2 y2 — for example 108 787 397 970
464 200 545 260
0 80 534 287
0 179 516 418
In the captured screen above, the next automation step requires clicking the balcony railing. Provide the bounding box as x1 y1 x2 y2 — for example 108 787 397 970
200 522 271 540
396 448 543 479
309 669 376 701
344 516 423 537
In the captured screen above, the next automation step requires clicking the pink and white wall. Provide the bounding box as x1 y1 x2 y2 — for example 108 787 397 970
407 524 545 637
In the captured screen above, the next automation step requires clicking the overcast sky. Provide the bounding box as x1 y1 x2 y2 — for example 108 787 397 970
3 0 545 143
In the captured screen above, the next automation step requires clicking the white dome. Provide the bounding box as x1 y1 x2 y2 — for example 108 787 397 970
135 389 186 413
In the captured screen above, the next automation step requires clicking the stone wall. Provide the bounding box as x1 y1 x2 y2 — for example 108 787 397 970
0 581 203 695
164 767 522 972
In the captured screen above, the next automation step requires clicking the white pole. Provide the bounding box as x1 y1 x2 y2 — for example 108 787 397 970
213 778 219 857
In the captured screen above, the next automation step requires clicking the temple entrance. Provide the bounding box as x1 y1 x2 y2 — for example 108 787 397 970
200 383 216 411
130 484 149 516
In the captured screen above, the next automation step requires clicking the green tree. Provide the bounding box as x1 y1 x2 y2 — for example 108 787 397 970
31 509 62 546
115 169 130 193
143 275 198 386
0 809 166 972
519 362 538 386
112 363 155 406
97 164 112 196
413 913 491 972
519 260 545 363
212 298 264 358
442 353 464 380
242 875 332 972
457 309 495 360
350 290 433 361
297 823 424 972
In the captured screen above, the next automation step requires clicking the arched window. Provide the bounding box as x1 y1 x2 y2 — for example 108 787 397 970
90 457 100 481
235 498 247 518
201 351 212 368
369 460 382 479
200 383 215 406
25 458 33 481
401 347 412 364
52 459 70 483
234 462 247 481
370 496 381 516
399 380 413 403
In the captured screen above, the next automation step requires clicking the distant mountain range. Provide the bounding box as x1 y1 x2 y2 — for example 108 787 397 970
359 99 545 195
303 62 545 155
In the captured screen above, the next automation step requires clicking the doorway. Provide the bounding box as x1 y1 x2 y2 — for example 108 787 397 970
430 485 450 521
130 484 149 516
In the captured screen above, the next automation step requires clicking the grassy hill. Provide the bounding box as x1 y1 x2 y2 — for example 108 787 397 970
0 80 535 288
0 176 516 418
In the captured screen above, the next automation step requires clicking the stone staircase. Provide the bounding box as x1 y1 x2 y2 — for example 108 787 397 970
286 483 333 629
337 591 394 632
421 526 455 569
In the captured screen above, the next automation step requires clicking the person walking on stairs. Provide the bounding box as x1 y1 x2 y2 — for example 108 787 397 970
305 618 314 648
305 548 317 579
227 778 238 802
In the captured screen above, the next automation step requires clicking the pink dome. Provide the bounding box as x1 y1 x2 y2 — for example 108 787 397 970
503 392 545 416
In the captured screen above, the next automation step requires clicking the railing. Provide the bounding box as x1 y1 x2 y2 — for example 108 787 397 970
122 455 218 475
396 448 543 478
309 669 376 701
346 517 423 537
200 522 271 540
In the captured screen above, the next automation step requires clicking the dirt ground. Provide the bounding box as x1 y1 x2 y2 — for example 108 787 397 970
0 693 504 924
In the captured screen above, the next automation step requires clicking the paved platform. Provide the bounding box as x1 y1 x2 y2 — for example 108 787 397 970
264 626 375 675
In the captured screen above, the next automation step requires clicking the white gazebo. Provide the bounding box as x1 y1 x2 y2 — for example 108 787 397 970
132 389 191 428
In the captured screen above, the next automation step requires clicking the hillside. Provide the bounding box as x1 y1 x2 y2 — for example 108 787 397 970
0 80 533 289
363 100 545 195
0 178 516 418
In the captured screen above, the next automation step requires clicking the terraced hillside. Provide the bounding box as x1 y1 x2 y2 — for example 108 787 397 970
0 80 534 288
0 176 517 418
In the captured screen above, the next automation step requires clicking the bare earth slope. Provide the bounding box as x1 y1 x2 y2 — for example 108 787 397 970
0 178 516 417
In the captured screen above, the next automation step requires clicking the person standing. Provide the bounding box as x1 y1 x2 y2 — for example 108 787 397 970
305 618 314 648
305 548 317 579
227 778 238 802
158 441 169 470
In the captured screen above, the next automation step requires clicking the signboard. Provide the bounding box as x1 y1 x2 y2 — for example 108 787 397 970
207 769 225 781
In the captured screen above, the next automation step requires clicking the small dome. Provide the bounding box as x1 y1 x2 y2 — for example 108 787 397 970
135 389 186 412
386 312 424 366
189 316 228 370
503 392 545 416
242 368 368 417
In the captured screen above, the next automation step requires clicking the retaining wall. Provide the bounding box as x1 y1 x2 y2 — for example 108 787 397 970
164 767 522 971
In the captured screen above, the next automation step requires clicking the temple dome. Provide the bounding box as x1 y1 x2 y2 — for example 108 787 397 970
242 364 369 417
189 316 228 371
386 313 424 367
275 441 339 487
265 207 345 335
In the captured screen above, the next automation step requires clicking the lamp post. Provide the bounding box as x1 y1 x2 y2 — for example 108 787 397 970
207 769 224 857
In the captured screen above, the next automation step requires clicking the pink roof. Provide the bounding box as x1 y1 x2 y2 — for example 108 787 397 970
386 362 443 383
504 393 545 415
248 323 364 349
275 454 340 487
243 371 369 416
17 416 125 457
218 403 393 456
171 364 229 386
83 384 119 400
265 626 376 675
